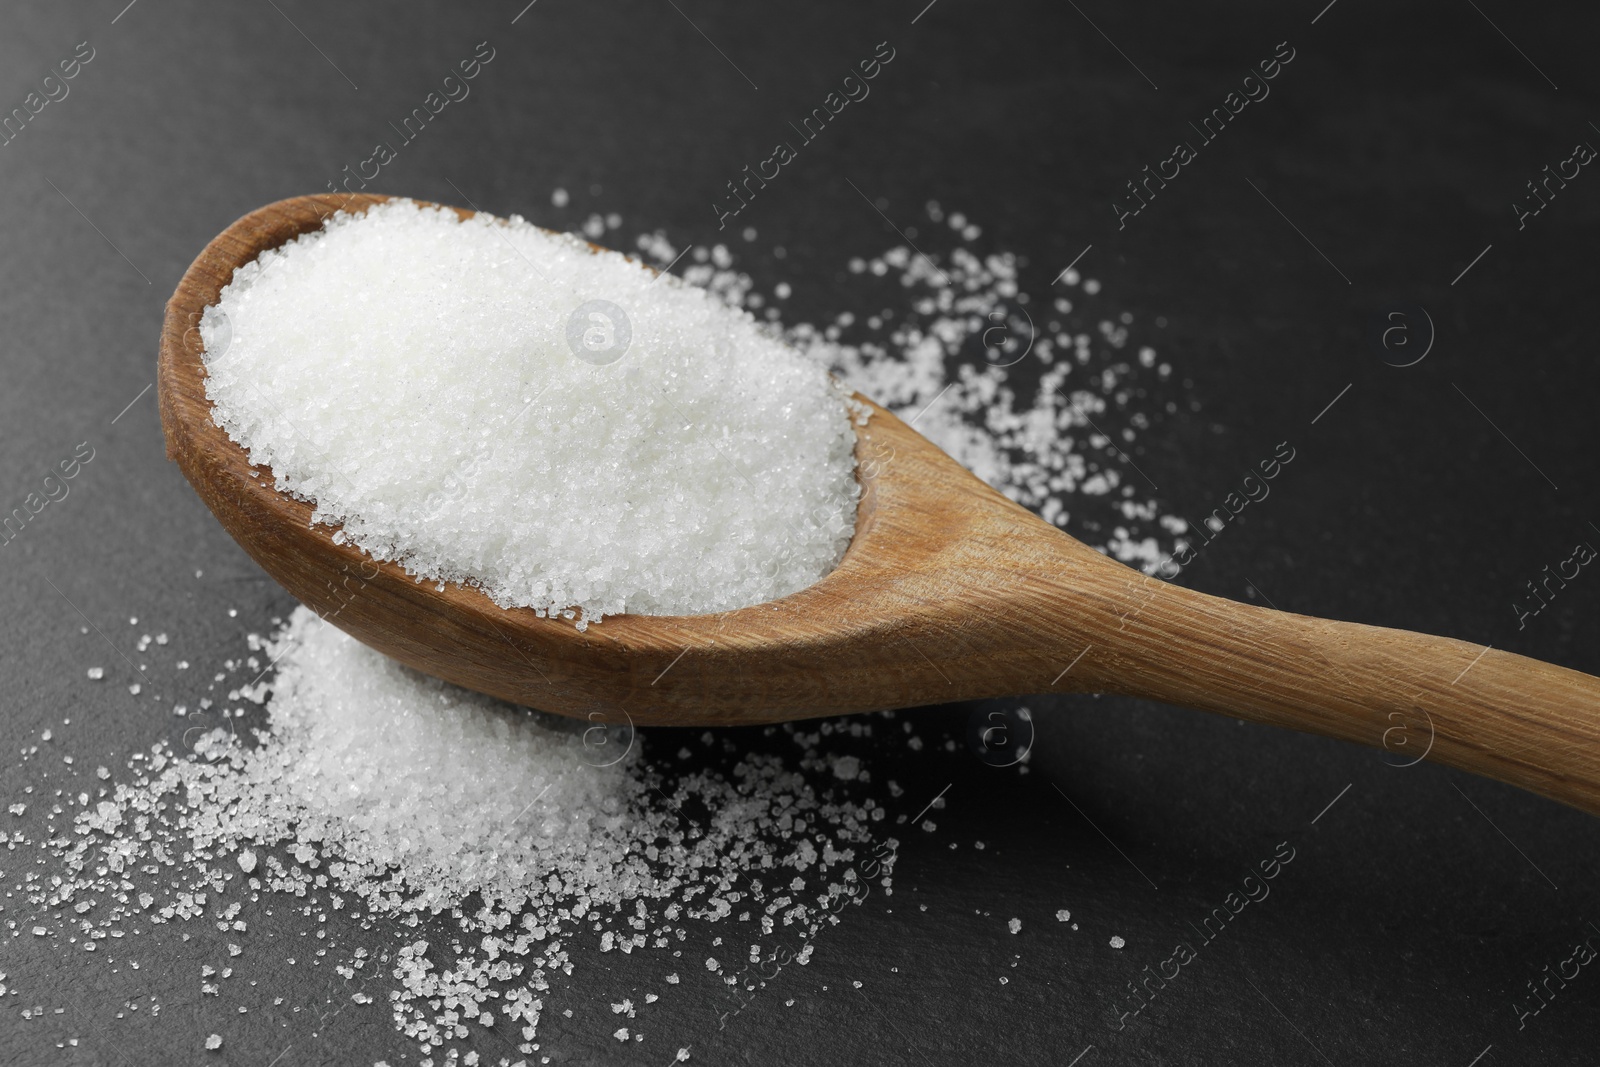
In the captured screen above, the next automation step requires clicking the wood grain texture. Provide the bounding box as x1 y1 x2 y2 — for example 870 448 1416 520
160 194 1600 815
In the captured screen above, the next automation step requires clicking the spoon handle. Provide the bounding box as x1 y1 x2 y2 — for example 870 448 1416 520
1072 571 1600 816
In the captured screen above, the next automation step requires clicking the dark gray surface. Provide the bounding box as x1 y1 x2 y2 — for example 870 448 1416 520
3 0 1598 1063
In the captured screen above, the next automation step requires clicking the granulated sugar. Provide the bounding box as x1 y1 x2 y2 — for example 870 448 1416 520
181 609 649 917
10 193 1191 1060
53 608 896 1060
201 200 859 626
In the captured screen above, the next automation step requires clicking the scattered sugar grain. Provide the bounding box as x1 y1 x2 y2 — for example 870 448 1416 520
55 607 894 1059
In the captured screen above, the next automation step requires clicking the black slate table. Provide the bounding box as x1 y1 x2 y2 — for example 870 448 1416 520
2 1 1597 1064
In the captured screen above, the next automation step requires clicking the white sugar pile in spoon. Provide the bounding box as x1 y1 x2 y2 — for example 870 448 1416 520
200 199 859 625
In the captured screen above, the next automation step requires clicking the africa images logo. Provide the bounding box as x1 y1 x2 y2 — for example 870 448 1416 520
566 300 632 366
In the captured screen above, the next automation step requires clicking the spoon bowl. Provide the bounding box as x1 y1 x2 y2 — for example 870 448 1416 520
161 194 1600 816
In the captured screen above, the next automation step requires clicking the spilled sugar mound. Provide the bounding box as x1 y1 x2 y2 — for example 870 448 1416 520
201 199 859 626
182 609 648 917
66 608 895 1059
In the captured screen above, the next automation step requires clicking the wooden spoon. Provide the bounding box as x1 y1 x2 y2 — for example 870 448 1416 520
160 194 1600 816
